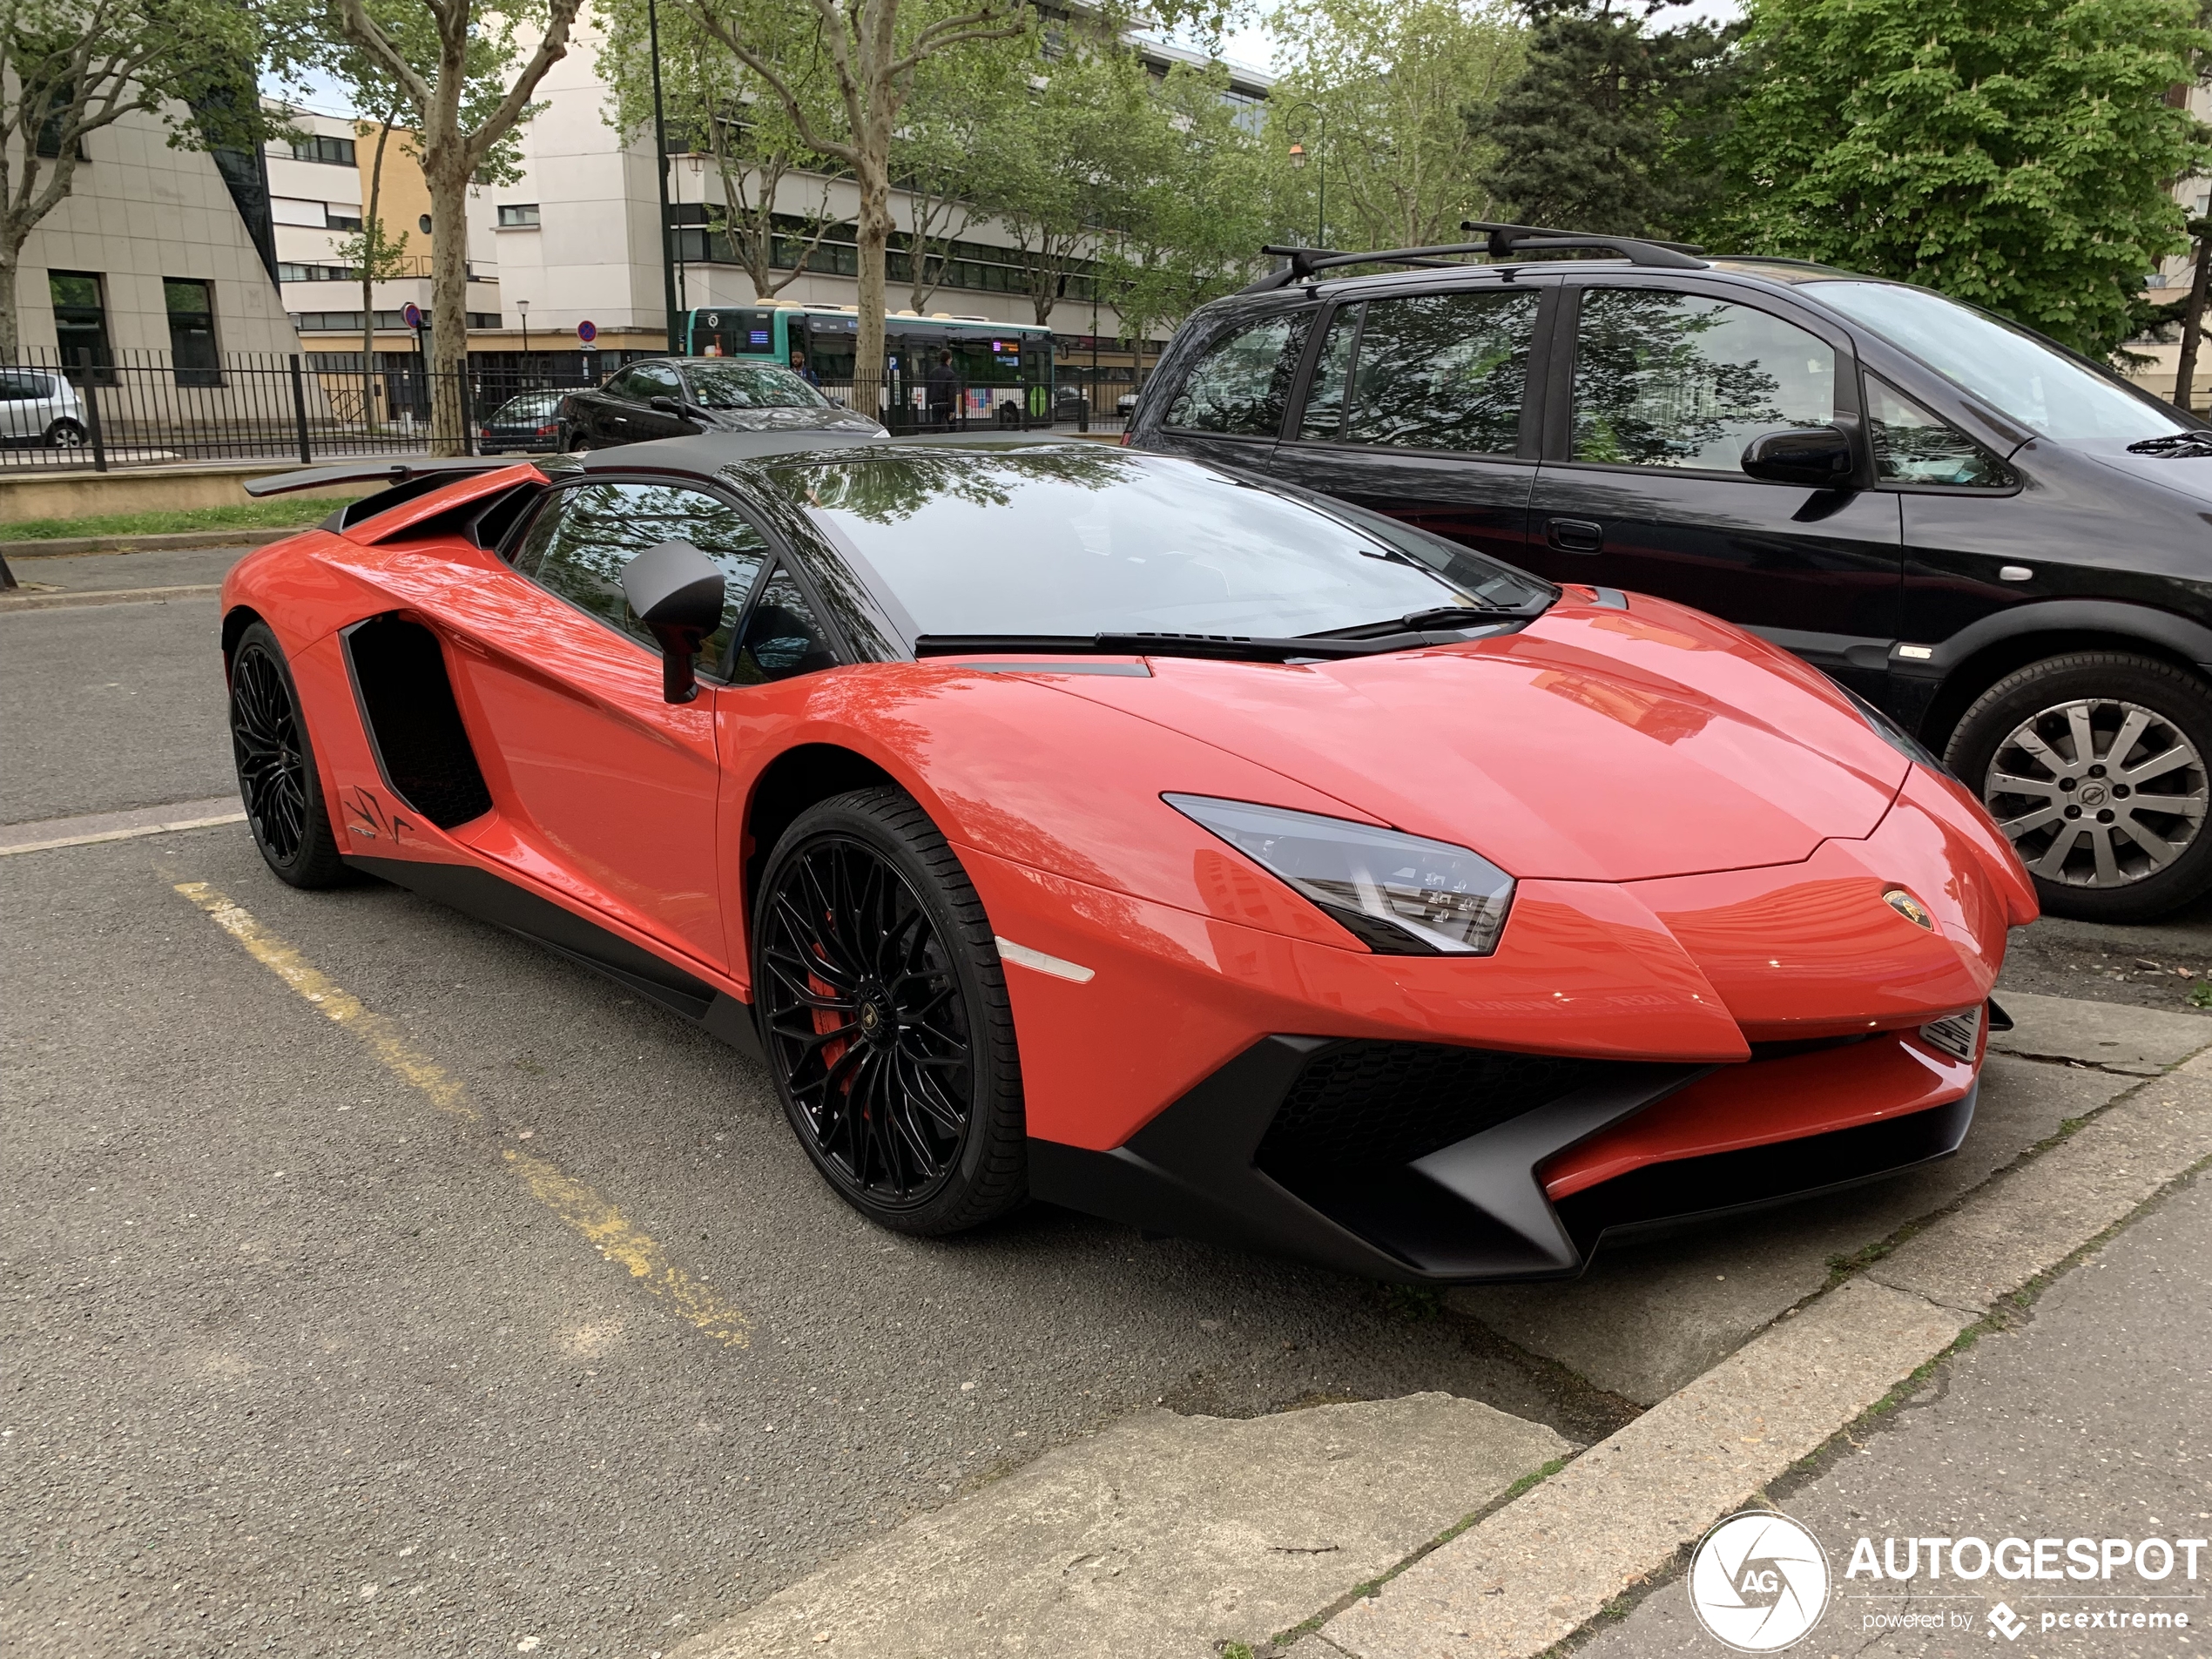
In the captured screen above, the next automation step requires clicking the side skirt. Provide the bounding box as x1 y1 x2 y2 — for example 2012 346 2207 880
347 853 765 1068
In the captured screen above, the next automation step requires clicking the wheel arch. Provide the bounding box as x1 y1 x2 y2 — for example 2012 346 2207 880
739 742 903 937
221 604 269 668
1917 602 2212 753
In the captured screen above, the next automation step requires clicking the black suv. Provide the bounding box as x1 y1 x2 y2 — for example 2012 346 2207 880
1130 224 2212 922
558 356 882 451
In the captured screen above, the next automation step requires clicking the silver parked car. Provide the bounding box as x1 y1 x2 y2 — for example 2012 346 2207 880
0 368 86 447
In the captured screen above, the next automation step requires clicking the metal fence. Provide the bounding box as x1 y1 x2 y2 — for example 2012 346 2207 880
0 348 1138 473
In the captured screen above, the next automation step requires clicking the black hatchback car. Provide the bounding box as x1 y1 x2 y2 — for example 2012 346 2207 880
1131 225 2212 921
559 356 883 452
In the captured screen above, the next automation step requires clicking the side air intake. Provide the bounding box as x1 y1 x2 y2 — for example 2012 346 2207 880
341 615 493 828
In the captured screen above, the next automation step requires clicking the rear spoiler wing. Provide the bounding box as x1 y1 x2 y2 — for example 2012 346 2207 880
242 457 520 498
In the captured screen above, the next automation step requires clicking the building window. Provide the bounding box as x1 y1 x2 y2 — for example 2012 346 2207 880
49 271 111 371
497 203 541 227
327 209 363 232
278 262 361 283
293 134 357 166
34 85 80 161
165 278 223 386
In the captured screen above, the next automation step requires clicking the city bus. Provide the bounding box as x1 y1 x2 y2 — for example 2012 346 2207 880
681 304 1055 427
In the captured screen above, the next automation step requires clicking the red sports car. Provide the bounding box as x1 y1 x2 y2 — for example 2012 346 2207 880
222 435 2035 1281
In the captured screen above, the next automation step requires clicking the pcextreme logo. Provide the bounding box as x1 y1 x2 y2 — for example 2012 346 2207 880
1689 1511 1832 1652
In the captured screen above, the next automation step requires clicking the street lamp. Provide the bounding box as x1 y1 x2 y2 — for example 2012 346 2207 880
516 298 529 357
646 0 681 353
1284 102 1326 250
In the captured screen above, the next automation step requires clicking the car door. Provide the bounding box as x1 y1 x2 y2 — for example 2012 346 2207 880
1150 308 1314 475
0 371 36 441
1271 280 1548 567
605 361 695 447
1527 280 1904 702
444 476 772 972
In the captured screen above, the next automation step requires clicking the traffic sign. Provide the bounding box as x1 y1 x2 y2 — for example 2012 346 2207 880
577 320 597 344
401 301 423 328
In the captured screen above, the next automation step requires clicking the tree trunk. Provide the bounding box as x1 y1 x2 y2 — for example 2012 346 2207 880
854 155 892 413
0 253 18 363
425 151 472 455
362 118 394 431
2175 223 2212 415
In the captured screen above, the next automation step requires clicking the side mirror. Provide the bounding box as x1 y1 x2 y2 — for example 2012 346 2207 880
1742 425 1855 488
649 395 686 415
620 540 725 704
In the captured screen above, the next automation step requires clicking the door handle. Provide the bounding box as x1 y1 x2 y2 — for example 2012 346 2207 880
1548 517 1603 553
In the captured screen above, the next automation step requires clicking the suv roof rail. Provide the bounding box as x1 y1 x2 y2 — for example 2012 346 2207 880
1242 221 1707 293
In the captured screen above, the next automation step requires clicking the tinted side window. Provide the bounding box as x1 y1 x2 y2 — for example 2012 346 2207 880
1339 290 1539 455
1163 313 1312 435
624 362 683 401
731 565 838 685
1299 308 1358 440
1866 377 2015 487
510 482 769 671
1572 290 1836 472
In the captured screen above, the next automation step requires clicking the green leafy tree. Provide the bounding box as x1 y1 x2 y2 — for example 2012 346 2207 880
1475 0 1742 240
1716 0 2212 357
1266 0 1525 250
273 0 584 451
0 0 267 359
1105 62 1287 343
595 0 846 301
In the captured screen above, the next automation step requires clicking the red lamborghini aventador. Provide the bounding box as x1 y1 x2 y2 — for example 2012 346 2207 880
221 434 2035 1281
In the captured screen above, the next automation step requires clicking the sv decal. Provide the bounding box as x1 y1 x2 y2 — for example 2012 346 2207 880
344 786 415 845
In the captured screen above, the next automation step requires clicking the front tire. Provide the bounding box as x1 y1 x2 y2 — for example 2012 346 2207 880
45 419 85 448
1946 651 2212 922
228 622 349 888
753 787 1026 1235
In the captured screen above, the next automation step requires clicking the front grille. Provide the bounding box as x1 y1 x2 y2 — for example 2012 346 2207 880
1256 1040 1616 1179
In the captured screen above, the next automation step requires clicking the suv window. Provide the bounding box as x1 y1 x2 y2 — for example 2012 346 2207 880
1866 377 2015 488
509 482 770 672
1302 290 1539 454
1163 313 1312 435
1572 289 1836 472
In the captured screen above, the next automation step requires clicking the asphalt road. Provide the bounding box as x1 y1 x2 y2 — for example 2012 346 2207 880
3 554 2208 1658
1580 1176 2211 1658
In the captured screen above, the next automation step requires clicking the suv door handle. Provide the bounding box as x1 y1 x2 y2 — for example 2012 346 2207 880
1548 518 1603 553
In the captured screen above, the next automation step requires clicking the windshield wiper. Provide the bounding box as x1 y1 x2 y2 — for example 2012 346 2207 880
1306 602 1548 642
914 627 1511 664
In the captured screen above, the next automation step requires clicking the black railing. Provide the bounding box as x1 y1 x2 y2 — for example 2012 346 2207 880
0 348 1140 471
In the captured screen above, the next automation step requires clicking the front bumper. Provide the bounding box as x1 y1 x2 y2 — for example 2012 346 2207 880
1028 1021 1982 1283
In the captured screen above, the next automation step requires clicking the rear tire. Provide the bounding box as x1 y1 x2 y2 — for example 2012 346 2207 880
753 787 1026 1235
228 622 350 889
45 419 85 448
1946 651 2212 922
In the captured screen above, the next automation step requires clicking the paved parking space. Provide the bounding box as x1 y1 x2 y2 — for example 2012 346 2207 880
6 583 2211 1656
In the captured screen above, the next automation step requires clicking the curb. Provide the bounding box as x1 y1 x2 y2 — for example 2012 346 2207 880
0 583 223 611
1315 1049 2212 1659
0 526 307 558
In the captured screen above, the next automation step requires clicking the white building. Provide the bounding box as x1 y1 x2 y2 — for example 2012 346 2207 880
11 99 304 367
2128 81 2212 409
268 17 1269 379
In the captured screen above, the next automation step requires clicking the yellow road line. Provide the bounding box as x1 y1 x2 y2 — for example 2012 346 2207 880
173 879 751 1348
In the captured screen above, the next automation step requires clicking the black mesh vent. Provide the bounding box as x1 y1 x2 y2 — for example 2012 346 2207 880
1256 1041 1617 1178
344 616 493 829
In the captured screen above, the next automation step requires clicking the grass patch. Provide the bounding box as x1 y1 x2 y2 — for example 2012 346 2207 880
0 497 359 543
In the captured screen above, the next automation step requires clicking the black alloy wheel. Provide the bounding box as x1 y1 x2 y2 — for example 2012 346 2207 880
228 621 348 887
1947 651 2212 923
754 787 1026 1235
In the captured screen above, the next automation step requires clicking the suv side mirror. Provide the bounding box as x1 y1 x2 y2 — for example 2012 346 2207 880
620 540 725 704
1742 425 1855 488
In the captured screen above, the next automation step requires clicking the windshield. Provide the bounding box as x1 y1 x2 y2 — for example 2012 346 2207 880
782 447 1552 639
686 361 827 410
1804 280 2184 444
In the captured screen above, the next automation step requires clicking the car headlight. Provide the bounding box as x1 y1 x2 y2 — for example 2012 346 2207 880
1164 794 1514 954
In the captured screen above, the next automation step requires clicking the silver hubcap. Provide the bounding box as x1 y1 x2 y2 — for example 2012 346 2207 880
1982 697 2209 887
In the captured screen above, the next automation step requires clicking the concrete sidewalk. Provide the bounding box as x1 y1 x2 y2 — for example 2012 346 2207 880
668 993 2212 1659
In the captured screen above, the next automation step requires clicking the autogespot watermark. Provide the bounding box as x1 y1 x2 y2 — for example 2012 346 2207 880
1689 1513 2209 1650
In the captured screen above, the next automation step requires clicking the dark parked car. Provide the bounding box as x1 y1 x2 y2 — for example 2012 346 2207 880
477 388 565 455
559 357 883 451
1132 224 2212 921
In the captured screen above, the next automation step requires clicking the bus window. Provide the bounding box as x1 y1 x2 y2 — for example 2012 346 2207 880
687 307 775 358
